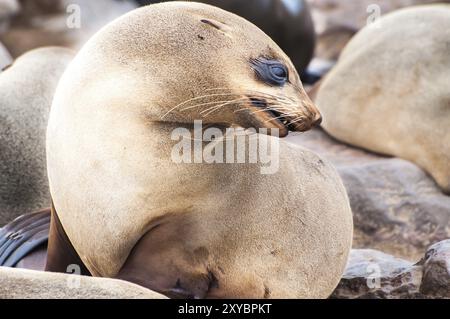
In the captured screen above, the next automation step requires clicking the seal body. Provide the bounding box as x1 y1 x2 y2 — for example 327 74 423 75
47 2 352 298
0 47 74 226
136 0 315 74
0 267 167 299
316 5 450 193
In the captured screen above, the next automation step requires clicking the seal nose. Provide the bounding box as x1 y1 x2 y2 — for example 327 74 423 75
312 114 322 127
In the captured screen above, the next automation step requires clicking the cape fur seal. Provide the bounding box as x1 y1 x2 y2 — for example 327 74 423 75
0 47 74 226
315 5 450 194
0 267 166 299
135 0 316 74
47 2 352 298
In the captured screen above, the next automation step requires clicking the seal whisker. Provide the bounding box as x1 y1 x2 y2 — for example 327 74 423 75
234 100 279 114
205 87 293 103
200 99 249 118
263 114 292 124
247 107 279 115
203 87 296 108
181 93 283 118
257 105 290 114
185 97 249 113
231 96 279 114
202 99 261 119
275 110 301 117
162 93 246 119
200 101 239 115
165 90 282 120
287 116 308 125
234 106 270 114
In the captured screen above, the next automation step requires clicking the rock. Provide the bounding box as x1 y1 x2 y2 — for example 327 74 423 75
332 249 421 299
0 0 19 34
0 267 167 299
287 129 450 260
0 0 137 57
332 240 450 299
307 0 449 60
420 240 450 297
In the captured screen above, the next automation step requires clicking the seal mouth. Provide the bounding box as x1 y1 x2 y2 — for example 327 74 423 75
249 98 319 137
264 108 298 132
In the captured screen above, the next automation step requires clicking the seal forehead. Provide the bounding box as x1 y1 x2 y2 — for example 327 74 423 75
69 1 298 116
88 2 290 66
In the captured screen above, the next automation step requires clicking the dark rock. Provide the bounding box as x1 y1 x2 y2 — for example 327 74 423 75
332 240 450 299
420 240 450 297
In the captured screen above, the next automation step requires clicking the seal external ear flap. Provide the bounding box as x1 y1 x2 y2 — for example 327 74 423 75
200 19 222 30
200 18 232 35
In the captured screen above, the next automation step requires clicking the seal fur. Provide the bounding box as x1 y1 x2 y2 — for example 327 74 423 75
315 4 450 193
0 47 74 226
47 2 352 298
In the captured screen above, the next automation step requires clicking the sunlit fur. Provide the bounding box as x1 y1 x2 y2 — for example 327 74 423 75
316 5 450 193
47 2 352 299
0 47 74 226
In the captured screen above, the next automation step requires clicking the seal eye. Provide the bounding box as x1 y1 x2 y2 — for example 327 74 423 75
270 65 288 81
250 58 289 86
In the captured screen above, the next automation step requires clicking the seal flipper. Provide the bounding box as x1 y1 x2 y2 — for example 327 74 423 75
0 209 50 267
45 203 91 276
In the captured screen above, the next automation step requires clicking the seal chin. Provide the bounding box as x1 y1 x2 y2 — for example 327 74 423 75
259 109 291 138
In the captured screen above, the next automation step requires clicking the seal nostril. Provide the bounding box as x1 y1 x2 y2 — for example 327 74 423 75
313 116 322 127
